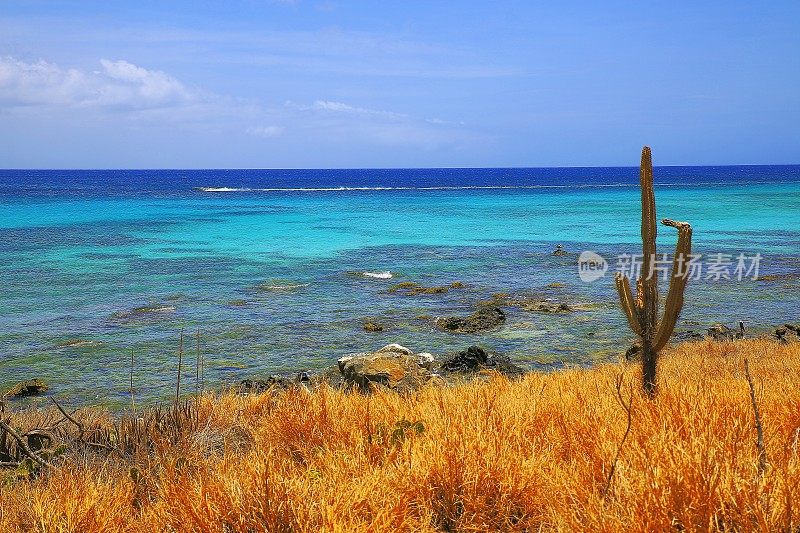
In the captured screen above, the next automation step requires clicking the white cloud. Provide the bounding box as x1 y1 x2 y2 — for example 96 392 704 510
0 56 204 110
426 117 466 126
94 59 197 108
286 99 408 120
283 98 475 148
246 125 284 137
0 54 480 153
309 100 355 112
0 57 89 106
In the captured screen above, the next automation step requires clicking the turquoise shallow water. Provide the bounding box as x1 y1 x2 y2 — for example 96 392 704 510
1 167 799 406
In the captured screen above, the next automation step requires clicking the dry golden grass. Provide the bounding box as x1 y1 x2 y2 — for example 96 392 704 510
2 338 800 532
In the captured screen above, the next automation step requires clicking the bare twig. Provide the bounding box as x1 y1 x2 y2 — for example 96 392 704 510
603 373 633 498
196 329 201 398
744 359 767 476
130 347 136 413
50 397 84 439
365 396 372 449
39 416 69 432
84 441 118 453
0 418 52 469
537 382 547 402
200 333 205 396
177 329 184 403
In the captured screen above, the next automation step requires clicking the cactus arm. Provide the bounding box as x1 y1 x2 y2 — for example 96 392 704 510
639 147 659 340
615 273 644 337
653 220 693 351
661 219 688 228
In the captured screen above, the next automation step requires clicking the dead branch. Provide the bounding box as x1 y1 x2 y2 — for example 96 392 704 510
130 347 136 413
0 418 52 469
50 397 85 439
84 441 118 453
603 373 633 498
177 329 184 403
744 359 767 476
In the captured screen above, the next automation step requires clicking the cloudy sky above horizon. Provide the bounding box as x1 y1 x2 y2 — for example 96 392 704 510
1 1 798 168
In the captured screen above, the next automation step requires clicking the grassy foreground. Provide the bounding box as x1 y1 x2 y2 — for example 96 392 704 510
1 338 799 532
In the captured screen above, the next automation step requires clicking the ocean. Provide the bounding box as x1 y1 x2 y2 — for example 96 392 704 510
1 166 799 406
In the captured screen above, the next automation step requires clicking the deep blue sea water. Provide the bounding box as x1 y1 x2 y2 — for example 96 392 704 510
1 166 799 406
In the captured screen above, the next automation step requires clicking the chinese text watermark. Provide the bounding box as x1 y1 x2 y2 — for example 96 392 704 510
578 252 762 283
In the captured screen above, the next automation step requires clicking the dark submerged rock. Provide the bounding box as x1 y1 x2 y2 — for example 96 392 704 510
254 281 309 293
552 244 568 256
55 338 100 348
436 306 506 334
5 379 49 398
111 303 177 320
674 330 705 342
363 321 384 332
758 273 800 282
506 296 586 314
527 301 573 313
388 281 464 296
707 322 746 341
236 372 311 393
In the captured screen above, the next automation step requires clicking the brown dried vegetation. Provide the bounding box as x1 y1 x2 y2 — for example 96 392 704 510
1 339 799 532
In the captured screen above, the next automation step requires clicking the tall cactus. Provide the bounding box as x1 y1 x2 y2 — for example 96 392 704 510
615 146 692 396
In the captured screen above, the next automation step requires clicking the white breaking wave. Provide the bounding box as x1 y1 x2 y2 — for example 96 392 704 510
196 185 621 192
194 181 744 193
257 283 310 291
363 271 393 279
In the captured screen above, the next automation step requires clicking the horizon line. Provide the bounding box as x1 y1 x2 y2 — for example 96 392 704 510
2 163 799 172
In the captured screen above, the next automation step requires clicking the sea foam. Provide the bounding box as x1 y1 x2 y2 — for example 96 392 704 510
363 271 393 279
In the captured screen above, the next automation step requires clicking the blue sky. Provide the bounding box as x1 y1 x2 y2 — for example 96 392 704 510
0 1 798 168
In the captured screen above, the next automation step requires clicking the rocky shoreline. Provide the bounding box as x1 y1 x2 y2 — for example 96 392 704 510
4 319 799 402
235 342 525 395
4 259 799 403
233 318 800 397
